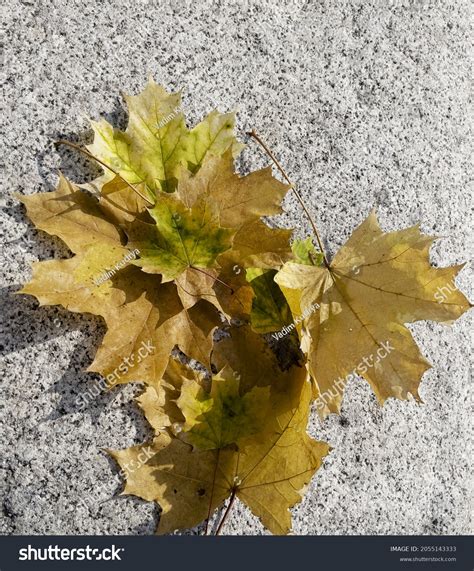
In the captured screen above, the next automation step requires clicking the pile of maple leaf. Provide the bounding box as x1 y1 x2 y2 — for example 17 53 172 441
18 80 471 535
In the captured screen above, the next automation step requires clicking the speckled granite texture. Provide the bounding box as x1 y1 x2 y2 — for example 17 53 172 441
1 0 472 535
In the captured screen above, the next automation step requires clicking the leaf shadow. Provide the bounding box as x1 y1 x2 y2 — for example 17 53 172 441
0 283 86 355
36 94 127 191
3 92 170 533
0 282 147 432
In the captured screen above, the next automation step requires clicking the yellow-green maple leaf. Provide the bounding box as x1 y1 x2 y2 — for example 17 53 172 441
128 193 234 281
177 151 293 269
176 366 271 450
87 79 243 196
111 363 330 535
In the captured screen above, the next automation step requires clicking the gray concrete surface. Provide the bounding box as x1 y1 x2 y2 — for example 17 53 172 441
1 0 472 535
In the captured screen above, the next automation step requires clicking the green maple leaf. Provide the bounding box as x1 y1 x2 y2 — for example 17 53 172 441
246 268 291 334
128 193 234 281
291 237 324 266
176 366 271 450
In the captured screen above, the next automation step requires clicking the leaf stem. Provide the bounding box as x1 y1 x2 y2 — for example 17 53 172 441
55 140 154 206
247 130 330 268
205 449 221 535
308 251 318 266
190 265 234 294
215 488 237 536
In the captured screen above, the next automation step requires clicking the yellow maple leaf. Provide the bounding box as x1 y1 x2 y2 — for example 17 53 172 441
275 210 472 416
87 269 221 384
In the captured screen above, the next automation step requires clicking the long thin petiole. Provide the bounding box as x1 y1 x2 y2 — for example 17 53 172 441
189 265 234 294
215 489 237 536
247 130 330 268
55 140 154 206
205 450 221 535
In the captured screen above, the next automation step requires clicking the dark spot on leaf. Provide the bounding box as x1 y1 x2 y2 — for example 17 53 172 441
197 488 206 497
